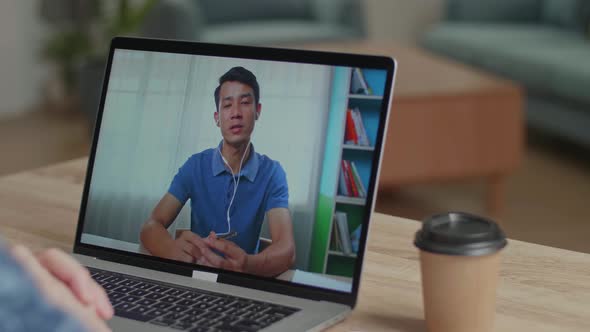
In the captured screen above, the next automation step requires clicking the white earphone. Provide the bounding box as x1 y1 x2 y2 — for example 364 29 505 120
215 113 252 237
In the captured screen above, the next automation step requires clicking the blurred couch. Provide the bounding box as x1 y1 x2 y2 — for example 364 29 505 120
422 0 590 146
140 0 366 45
80 0 365 132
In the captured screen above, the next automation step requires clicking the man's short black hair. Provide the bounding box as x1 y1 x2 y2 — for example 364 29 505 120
214 66 260 111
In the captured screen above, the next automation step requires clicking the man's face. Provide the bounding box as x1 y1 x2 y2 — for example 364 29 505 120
215 81 260 147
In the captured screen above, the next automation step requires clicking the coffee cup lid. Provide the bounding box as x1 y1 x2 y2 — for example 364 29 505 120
414 212 507 256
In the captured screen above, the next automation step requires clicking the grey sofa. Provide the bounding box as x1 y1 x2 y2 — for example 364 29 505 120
80 0 365 132
422 0 590 147
140 0 366 45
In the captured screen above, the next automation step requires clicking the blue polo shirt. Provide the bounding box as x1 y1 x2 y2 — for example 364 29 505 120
168 143 289 255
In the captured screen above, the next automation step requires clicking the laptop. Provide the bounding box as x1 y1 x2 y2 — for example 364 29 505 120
73 37 396 331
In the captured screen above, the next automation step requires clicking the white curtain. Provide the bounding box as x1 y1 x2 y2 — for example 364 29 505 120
82 50 332 270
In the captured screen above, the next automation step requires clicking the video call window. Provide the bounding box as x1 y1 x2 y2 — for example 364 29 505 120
81 50 387 293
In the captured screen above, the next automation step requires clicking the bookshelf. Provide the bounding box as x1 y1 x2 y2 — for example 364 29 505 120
347 94 383 100
343 144 374 152
309 67 387 278
335 195 365 206
327 250 358 258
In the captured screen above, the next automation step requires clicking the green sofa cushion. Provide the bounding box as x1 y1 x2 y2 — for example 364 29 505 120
447 0 541 22
202 21 359 45
541 0 583 30
199 0 310 24
422 23 590 104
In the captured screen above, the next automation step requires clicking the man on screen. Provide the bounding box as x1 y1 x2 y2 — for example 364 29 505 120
140 67 295 277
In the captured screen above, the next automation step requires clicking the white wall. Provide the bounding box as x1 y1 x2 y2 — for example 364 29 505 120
364 0 445 44
0 1 49 117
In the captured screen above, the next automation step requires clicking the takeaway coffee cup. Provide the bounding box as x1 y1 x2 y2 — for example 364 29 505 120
414 212 507 332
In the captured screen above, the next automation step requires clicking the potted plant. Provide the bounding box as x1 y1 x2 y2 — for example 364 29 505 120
41 0 156 125
77 0 157 129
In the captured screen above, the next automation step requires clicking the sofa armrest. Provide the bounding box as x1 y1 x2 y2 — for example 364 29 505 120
445 0 541 23
140 0 204 40
311 0 366 37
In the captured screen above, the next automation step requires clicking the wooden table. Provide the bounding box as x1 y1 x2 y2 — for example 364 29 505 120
1 158 589 331
299 42 525 218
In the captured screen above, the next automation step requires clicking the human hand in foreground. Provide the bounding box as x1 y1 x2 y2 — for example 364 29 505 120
11 246 113 332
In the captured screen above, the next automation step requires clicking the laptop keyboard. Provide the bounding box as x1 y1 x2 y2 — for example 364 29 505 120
88 267 300 331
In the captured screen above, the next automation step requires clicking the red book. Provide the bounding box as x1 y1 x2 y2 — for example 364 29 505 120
345 109 358 144
344 160 359 197
340 159 352 196
341 160 353 196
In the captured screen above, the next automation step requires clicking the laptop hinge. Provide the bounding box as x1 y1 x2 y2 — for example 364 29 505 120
192 270 218 282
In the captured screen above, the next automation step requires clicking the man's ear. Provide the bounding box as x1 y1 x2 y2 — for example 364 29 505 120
255 103 262 120
214 112 220 126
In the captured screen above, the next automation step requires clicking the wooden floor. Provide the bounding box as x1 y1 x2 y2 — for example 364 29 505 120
1 111 589 254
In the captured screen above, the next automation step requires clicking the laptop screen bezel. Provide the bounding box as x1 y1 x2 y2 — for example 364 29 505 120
73 37 396 308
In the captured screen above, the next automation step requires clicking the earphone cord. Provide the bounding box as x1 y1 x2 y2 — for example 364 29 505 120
218 141 251 236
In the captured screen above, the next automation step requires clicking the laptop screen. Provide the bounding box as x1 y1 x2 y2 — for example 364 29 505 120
80 44 393 294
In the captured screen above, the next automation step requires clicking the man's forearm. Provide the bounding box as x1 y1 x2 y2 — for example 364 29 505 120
246 242 295 277
140 220 175 258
